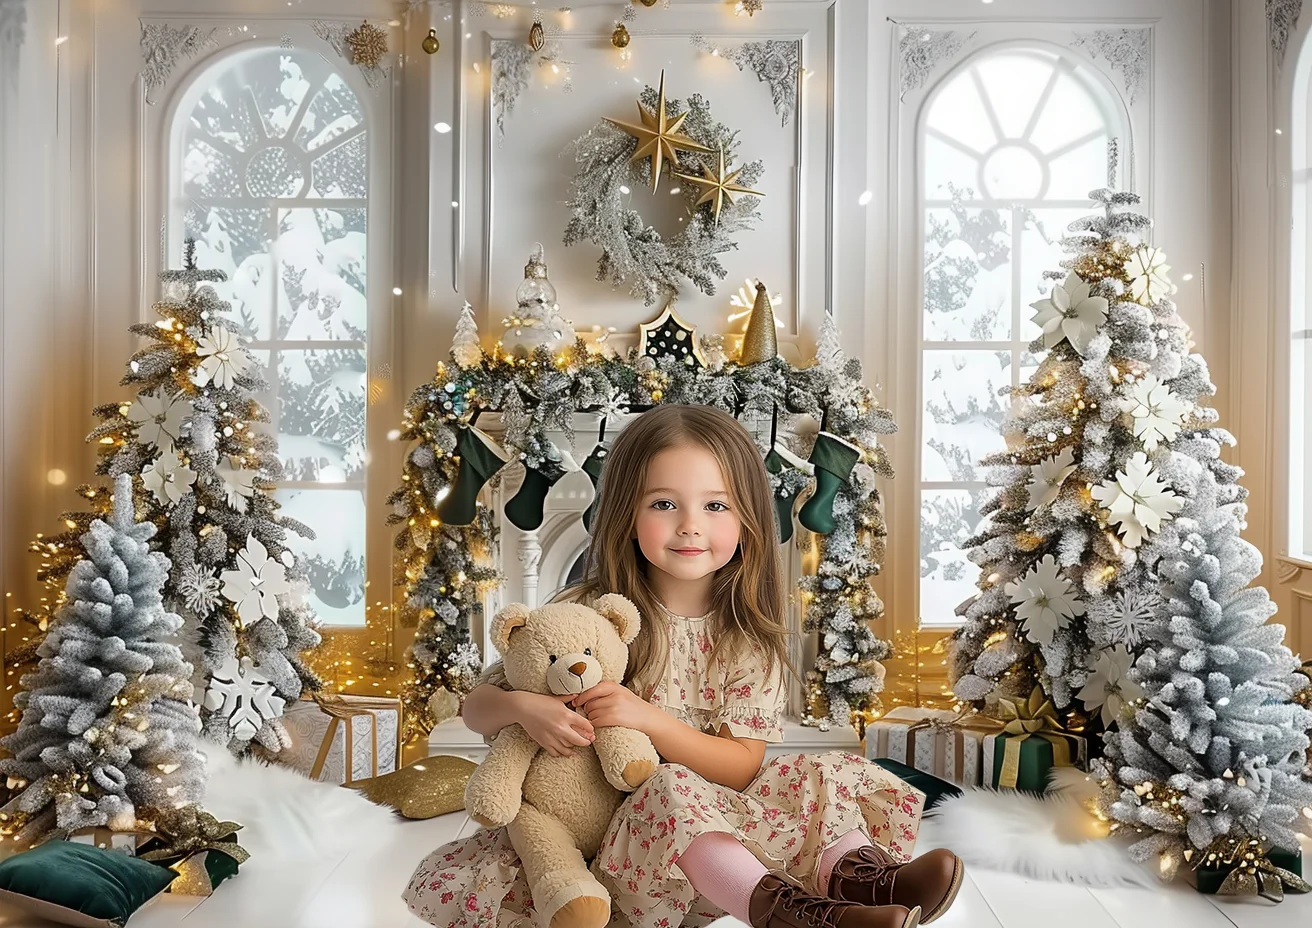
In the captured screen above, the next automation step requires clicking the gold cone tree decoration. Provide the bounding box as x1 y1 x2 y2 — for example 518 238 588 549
739 281 779 364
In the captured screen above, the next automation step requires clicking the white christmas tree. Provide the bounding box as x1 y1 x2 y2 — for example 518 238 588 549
452 301 483 368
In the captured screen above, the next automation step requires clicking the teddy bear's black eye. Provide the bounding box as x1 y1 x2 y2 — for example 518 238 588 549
584 648 592 656
549 655 557 664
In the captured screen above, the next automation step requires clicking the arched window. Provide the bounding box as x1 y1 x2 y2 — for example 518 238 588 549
917 46 1126 625
170 47 369 625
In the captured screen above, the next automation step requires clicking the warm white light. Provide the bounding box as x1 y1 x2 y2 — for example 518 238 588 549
552 64 559 74
619 185 631 195
669 187 681 194
55 36 68 46
387 429 402 441
393 287 403 296
47 469 67 486
451 200 460 208
434 122 452 133
858 190 873 206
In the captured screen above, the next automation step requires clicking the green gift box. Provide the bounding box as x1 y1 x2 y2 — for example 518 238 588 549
1193 847 1302 896
983 733 1054 793
981 688 1087 794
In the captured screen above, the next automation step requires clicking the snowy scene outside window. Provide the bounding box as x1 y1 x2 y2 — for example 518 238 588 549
172 47 368 625
918 47 1123 625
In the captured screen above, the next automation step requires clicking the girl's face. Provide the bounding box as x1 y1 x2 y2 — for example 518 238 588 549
634 444 742 586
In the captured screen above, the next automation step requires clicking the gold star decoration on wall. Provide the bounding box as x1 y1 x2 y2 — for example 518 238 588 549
605 70 712 193
675 145 765 223
345 21 388 69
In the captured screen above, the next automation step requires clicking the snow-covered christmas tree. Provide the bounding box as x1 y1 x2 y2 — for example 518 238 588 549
1095 464 1312 882
29 242 321 752
949 189 1237 719
0 476 208 846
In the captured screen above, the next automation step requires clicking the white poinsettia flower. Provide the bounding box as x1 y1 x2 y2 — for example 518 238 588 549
126 389 191 451
1125 245 1172 304
1077 645 1143 726
1029 272 1109 357
192 328 251 390
1091 451 1185 549
216 457 257 512
1026 446 1078 511
220 534 291 626
1120 373 1189 451
1005 554 1086 647
141 452 197 506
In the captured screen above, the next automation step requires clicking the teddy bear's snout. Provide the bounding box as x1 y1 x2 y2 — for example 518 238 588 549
546 651 604 695
569 661 588 676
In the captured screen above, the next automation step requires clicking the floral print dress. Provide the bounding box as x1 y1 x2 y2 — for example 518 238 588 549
404 607 925 928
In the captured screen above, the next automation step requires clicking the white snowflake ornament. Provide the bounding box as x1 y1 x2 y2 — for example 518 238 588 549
178 563 222 617
126 389 190 452
1121 373 1189 451
216 457 257 511
1029 272 1109 357
1091 452 1184 549
220 534 291 626
192 328 251 389
203 655 286 741
1077 645 1143 726
141 451 197 506
1005 554 1086 647
1027 447 1078 511
1125 246 1173 305
1091 588 1160 649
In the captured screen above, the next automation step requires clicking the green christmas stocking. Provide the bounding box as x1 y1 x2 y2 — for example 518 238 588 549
505 447 579 532
580 442 609 534
797 431 862 536
764 443 813 544
436 425 511 526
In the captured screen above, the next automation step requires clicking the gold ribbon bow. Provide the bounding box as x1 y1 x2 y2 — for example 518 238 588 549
140 808 250 868
1215 855 1311 902
993 687 1083 789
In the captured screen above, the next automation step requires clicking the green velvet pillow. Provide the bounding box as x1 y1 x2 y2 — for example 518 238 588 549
872 757 964 812
0 840 175 928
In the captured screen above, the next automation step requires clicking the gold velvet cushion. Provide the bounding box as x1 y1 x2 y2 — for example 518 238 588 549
352 755 478 819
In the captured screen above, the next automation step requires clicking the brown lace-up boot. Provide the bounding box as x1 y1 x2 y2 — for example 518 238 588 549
826 846 963 924
748 871 921 928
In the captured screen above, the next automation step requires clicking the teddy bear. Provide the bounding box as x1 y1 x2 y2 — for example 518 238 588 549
463 594 661 928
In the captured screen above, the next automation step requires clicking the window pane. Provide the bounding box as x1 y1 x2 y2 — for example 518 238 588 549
1030 70 1110 155
276 348 367 482
920 488 991 625
975 53 1054 140
276 488 366 626
922 349 1012 482
924 205 1012 342
925 68 995 154
311 134 368 198
294 73 365 152
1047 134 1109 201
185 207 274 340
924 134 981 200
276 207 367 340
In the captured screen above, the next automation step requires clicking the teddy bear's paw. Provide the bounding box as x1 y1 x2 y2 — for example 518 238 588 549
549 893 610 928
622 758 656 788
466 795 520 829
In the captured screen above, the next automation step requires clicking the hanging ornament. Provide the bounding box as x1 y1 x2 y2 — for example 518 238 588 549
1028 272 1108 358
1120 373 1189 451
1005 555 1086 647
739 281 779 365
611 23 632 49
451 301 483 368
345 20 388 69
422 29 440 55
674 145 765 224
502 244 575 359
735 0 765 14
639 305 706 368
203 655 286 742
635 0 660 6
605 70 713 193
1076 645 1143 726
1025 446 1077 511
528 18 546 52
1090 451 1184 549
220 534 291 627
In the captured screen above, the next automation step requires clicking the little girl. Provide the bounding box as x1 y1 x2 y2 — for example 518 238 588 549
405 404 963 928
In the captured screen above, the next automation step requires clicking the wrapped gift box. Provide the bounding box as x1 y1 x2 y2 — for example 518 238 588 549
981 728 1087 793
1193 846 1303 896
866 707 996 786
279 694 403 785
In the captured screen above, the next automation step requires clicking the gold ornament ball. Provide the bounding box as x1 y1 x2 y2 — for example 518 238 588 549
635 0 660 6
528 21 545 52
651 389 663 402
612 23 632 49
422 29 440 55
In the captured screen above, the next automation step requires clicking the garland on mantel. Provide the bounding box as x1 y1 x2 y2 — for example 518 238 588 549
389 325 898 743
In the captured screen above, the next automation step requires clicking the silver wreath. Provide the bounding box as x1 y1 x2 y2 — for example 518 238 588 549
562 87 764 306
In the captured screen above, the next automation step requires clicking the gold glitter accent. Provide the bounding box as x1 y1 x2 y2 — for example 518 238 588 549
352 755 477 819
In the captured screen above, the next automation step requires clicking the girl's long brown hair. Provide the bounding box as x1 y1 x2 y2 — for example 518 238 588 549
553 403 794 699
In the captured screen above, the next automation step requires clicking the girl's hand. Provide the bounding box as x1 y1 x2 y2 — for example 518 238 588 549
517 691 595 758
571 681 665 735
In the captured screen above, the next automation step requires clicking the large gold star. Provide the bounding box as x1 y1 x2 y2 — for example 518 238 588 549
674 145 765 223
605 70 712 193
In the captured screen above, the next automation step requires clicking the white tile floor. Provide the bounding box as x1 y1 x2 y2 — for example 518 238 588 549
0 815 1306 928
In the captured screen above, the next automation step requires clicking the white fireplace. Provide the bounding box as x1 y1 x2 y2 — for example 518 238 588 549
427 411 861 762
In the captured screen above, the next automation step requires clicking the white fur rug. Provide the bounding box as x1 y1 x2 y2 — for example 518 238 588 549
917 767 1158 889
200 744 400 865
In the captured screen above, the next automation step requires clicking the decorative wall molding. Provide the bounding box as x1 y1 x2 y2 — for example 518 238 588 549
1072 27 1151 106
139 22 217 105
690 35 802 126
898 27 973 101
1268 0 1303 68
310 20 391 90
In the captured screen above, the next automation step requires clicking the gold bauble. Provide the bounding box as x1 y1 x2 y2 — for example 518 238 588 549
739 281 779 365
635 0 660 6
528 21 545 52
353 755 478 819
611 23 631 49
651 389 663 402
422 29 440 55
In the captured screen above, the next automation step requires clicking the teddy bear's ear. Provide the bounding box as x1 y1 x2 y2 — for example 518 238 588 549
491 603 531 653
592 594 641 644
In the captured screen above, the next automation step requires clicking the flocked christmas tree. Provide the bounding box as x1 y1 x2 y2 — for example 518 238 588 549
949 188 1238 720
1094 464 1312 884
23 242 321 751
0 476 209 846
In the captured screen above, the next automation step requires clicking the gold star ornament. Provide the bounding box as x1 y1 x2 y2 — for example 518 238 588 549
605 70 712 193
346 21 388 69
675 145 765 223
